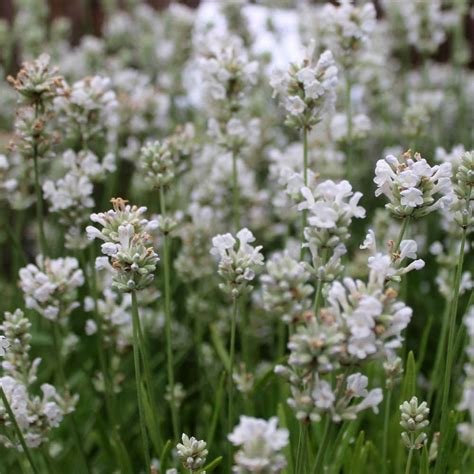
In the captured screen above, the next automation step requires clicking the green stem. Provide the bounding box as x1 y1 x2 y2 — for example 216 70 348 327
227 297 239 467
0 386 40 474
300 127 309 261
382 390 392 474
131 291 151 473
232 147 240 232
159 186 179 441
439 227 468 437
428 302 451 406
32 102 48 257
312 415 332 474
393 217 410 254
405 448 414 474
313 249 329 314
295 422 305 474
88 247 132 472
49 322 91 474
135 306 163 451
345 71 353 182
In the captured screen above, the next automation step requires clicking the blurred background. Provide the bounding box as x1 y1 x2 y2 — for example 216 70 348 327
0 0 473 66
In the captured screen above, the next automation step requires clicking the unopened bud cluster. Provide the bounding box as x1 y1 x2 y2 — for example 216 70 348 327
176 433 208 471
400 397 430 450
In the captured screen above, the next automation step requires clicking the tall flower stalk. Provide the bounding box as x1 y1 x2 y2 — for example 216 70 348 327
131 291 151 472
211 228 264 464
159 185 179 441
86 198 160 467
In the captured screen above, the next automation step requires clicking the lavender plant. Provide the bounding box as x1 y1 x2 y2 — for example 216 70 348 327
0 1 472 473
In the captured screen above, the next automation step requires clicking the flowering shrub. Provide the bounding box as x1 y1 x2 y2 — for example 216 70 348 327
0 1 473 473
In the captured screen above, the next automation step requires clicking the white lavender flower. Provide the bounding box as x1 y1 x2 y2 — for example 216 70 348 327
382 0 452 55
228 416 289 473
196 30 258 119
211 228 264 298
331 113 371 143
400 397 430 450
270 40 338 130
0 309 73 450
360 229 426 282
19 256 84 321
176 433 208 471
139 140 175 190
0 336 9 357
297 179 365 251
260 251 313 325
321 0 377 68
54 75 118 144
7 53 64 106
87 198 160 292
374 151 452 219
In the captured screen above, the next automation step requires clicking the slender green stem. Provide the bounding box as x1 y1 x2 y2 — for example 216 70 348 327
382 390 392 474
227 297 239 467
135 306 163 452
345 71 353 182
312 415 332 474
159 186 179 441
32 102 48 257
300 128 309 261
393 217 410 255
405 448 414 474
231 147 240 232
49 321 91 474
88 247 132 472
303 126 309 186
131 291 151 473
295 422 305 474
313 249 329 315
428 302 451 406
439 227 468 436
0 386 40 474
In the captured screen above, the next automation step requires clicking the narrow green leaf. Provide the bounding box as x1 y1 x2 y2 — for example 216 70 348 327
278 403 294 474
401 351 417 402
210 324 230 372
141 382 162 457
206 371 226 451
198 456 223 472
160 440 172 473
416 317 433 372
419 445 429 474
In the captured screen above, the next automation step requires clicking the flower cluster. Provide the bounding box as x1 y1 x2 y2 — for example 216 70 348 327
228 416 289 473
19 256 84 321
87 198 159 292
270 41 338 130
7 53 64 106
196 31 258 120
211 228 264 298
0 309 73 449
54 75 118 145
139 140 175 190
374 151 452 219
297 179 365 250
176 433 208 472
400 397 430 450
321 0 377 68
260 251 313 325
